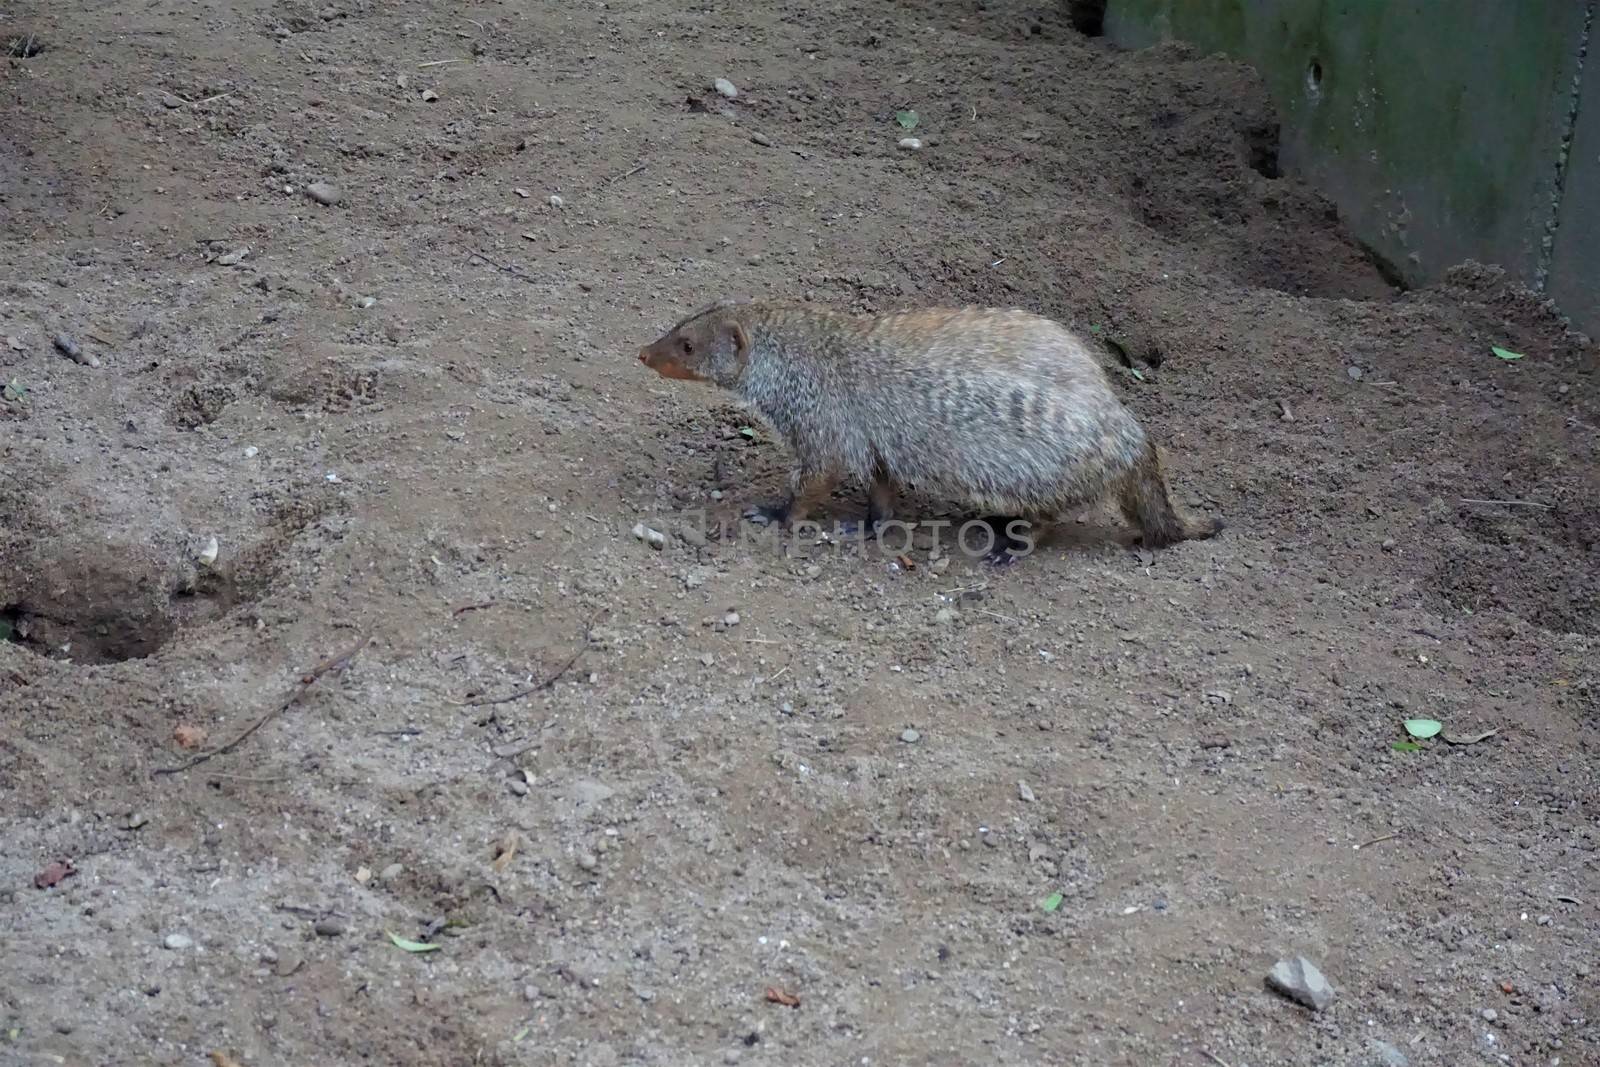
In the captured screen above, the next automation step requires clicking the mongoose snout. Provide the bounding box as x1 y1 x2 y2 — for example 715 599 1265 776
637 299 1222 562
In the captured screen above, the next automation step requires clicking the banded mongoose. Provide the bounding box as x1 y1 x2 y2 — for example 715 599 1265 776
637 300 1222 561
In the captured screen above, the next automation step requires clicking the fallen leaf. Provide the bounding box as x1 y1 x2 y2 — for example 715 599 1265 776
354 866 372 884
491 831 520 873
1390 740 1422 753
1403 718 1442 740
1040 891 1063 913
1442 727 1499 745
895 109 919 130
895 554 916 571
34 859 76 889
386 930 442 953
173 724 209 749
764 986 801 1008
209 1053 247 1067
1491 346 1524 361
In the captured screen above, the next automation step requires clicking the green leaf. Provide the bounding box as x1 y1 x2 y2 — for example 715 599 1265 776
0 618 11 642
738 426 755 439
1491 346 1523 361
2 378 25 403
1129 368 1146 381
1391 740 1423 753
1040 891 1063 913
385 930 442 953
1404 718 1442 739
895 110 919 130
1088 324 1103 335
512 1027 530 1043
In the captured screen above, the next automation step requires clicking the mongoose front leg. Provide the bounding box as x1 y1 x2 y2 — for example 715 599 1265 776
839 465 897 537
981 515 1030 567
743 468 838 528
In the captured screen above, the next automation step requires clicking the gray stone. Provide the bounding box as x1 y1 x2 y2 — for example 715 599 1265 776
379 863 404 882
162 933 193 951
714 77 738 99
305 182 342 206
899 728 921 744
1265 955 1335 1011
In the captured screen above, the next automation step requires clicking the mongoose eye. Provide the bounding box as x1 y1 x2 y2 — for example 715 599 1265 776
681 339 694 356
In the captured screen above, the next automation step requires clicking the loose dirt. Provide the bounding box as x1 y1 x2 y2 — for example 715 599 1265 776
2 1 1597 1065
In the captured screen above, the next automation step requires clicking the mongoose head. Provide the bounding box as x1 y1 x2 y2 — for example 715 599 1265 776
638 301 751 387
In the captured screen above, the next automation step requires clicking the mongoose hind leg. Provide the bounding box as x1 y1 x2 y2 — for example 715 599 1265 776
1117 441 1223 548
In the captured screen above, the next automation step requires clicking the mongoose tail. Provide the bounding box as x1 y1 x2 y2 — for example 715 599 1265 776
1117 440 1224 547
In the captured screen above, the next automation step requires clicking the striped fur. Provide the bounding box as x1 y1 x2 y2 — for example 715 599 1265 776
638 302 1221 546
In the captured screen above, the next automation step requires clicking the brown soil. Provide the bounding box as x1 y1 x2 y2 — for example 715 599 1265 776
3 2 1597 1065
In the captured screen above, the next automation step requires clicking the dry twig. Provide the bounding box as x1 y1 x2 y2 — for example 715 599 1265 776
458 616 597 706
468 250 537 285
153 633 371 776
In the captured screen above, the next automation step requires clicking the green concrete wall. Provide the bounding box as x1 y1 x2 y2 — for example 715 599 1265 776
1103 0 1595 333
1548 37 1600 336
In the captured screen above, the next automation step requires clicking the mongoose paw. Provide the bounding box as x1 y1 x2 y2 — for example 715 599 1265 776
743 503 788 527
836 518 887 538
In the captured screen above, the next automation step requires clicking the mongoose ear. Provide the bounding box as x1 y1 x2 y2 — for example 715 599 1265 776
728 321 751 362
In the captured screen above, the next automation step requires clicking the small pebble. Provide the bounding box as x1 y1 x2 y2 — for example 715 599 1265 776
1481 1008 1498 1023
508 779 529 796
1381 538 1397 552
275 951 304 977
750 132 772 147
420 88 439 102
313 917 347 938
1017 781 1037 803
576 852 599 872
1347 365 1364 381
162 933 193 951
379 863 404 882
523 984 541 1002
714 77 738 99
723 610 741 626
933 607 956 626
898 137 923 150
357 296 376 309
305 182 341 206
1368 1039 1409 1067
243 445 259 458
549 194 564 208
899 728 921 744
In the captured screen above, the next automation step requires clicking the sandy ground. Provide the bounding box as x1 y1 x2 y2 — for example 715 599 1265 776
2 1 1598 1065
